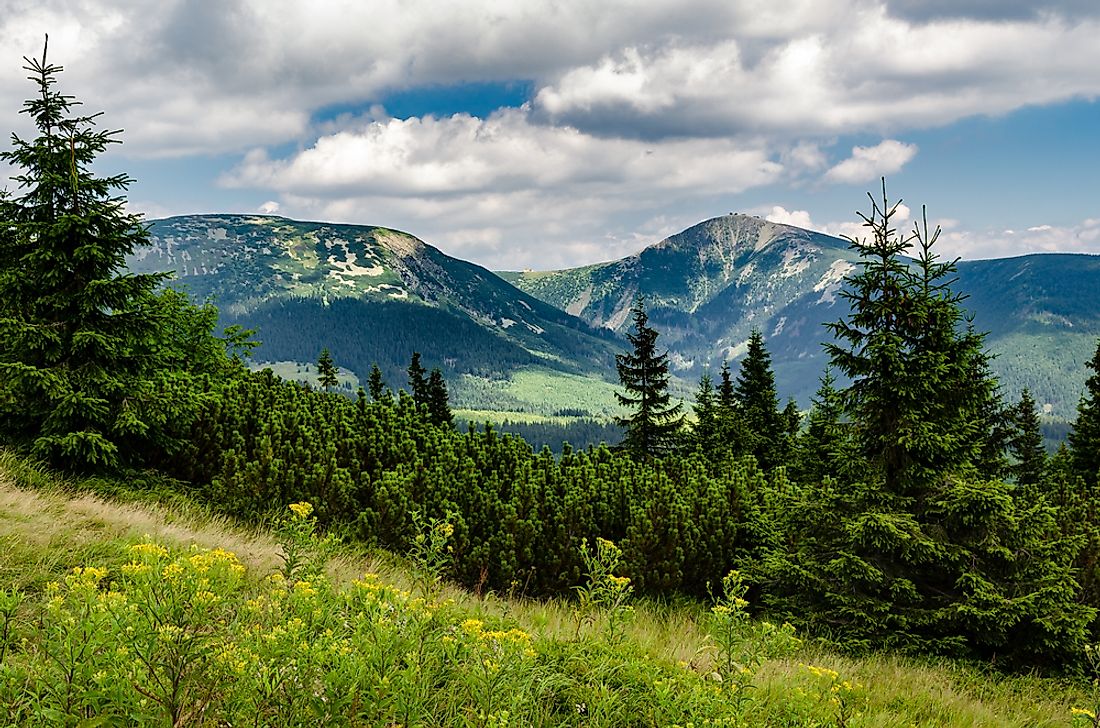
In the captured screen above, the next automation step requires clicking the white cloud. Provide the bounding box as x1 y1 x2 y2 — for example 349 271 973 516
938 218 1100 259
258 200 280 214
766 206 815 229
223 108 784 268
824 140 918 184
3 0 1100 157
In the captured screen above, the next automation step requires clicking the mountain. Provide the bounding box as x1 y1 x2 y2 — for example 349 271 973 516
504 214 1100 419
129 215 623 415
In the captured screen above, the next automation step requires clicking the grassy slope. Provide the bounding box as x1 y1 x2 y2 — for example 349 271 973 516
0 452 1091 726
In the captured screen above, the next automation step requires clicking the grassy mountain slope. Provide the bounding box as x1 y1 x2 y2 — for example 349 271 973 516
129 215 622 414
0 451 1090 726
506 215 1100 418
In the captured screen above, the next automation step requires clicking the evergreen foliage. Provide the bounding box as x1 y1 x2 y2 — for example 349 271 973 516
316 348 338 392
1070 339 1100 488
732 330 786 469
367 363 386 402
1009 388 1046 487
614 298 684 456
756 183 1093 664
0 41 229 472
427 368 453 427
407 351 429 406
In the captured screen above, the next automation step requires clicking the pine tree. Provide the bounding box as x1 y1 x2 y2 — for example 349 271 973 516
733 330 785 469
368 363 386 402
407 352 429 406
317 348 338 392
427 368 453 427
0 40 224 471
1069 339 1100 488
1009 388 1046 487
614 297 684 456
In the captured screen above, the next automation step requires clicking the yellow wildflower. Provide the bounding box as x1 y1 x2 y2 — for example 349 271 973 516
288 501 314 519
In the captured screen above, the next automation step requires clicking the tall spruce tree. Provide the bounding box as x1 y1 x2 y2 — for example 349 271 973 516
614 297 684 456
0 40 224 471
1009 388 1046 487
407 352 429 406
427 368 453 427
692 371 720 458
317 348 338 392
733 330 785 469
1069 339 1100 488
368 363 386 402
758 182 1091 663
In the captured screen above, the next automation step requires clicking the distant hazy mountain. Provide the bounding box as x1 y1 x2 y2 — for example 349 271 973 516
503 214 1100 419
129 215 621 413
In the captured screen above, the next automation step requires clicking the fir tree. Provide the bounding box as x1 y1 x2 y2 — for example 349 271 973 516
1069 339 1100 488
427 368 453 427
0 40 224 471
1009 388 1046 487
407 352 429 406
317 348 338 392
368 363 386 402
614 297 684 456
733 330 785 469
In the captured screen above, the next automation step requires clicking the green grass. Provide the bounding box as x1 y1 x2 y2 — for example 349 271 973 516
0 450 1095 726
457 367 625 417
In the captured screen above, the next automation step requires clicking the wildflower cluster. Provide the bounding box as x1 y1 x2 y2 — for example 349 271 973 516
276 501 339 583
800 663 865 727
706 570 800 708
573 537 634 643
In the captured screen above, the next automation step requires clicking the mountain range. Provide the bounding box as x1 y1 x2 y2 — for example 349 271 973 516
129 213 1100 423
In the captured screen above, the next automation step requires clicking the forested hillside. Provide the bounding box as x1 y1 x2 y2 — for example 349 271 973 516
128 215 623 416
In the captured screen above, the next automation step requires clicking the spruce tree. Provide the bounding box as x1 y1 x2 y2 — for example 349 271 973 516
712 359 749 459
427 368 453 427
1009 388 1046 487
733 330 785 469
368 363 386 402
407 352 429 406
1069 339 1100 488
758 182 1091 663
317 348 338 392
614 297 684 456
0 40 223 471
692 371 719 458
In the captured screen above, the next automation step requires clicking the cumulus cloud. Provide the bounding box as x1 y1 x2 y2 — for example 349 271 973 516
222 108 785 268
824 140 918 184
2 1 1097 267
765 206 815 229
3 0 1100 157
258 200 280 214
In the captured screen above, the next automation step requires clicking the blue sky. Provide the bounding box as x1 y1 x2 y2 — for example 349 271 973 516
1 0 1098 269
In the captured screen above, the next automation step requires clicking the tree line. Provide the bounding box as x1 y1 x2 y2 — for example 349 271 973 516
4 44 1100 669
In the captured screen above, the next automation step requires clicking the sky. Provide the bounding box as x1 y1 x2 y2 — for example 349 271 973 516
1 0 1098 270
